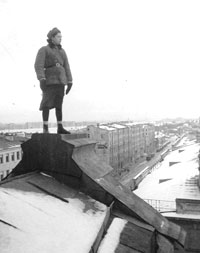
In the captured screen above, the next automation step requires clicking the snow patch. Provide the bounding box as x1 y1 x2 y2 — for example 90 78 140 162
97 218 127 253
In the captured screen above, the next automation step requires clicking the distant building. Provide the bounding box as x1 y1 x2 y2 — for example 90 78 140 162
124 122 146 161
142 124 155 155
109 123 130 170
0 135 22 180
87 122 156 171
87 124 119 170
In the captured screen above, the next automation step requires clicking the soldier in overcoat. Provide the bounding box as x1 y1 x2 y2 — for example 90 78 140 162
34 27 73 134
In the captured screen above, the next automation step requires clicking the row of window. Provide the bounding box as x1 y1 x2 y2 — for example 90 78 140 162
0 151 21 164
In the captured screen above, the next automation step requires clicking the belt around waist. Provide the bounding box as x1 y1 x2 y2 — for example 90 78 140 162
45 63 63 68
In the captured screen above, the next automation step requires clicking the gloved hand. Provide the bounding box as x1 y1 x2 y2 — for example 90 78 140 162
40 79 46 91
65 83 72 95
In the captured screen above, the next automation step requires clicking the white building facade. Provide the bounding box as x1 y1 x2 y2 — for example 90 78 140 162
0 138 22 180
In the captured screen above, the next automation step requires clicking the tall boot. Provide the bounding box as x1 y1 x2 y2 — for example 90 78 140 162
57 123 71 134
43 122 49 134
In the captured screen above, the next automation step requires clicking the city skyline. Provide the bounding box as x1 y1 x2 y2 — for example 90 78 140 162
0 116 197 126
1 0 200 123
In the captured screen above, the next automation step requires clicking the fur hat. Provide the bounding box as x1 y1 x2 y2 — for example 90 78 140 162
47 27 61 39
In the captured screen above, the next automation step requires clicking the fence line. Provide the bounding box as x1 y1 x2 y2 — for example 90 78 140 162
144 199 176 213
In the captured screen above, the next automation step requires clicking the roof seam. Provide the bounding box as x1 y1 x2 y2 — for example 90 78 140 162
27 181 69 204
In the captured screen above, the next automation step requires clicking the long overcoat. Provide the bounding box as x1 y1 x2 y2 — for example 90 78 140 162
34 45 72 86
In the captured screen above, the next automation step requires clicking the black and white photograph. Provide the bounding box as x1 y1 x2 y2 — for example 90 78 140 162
0 0 200 252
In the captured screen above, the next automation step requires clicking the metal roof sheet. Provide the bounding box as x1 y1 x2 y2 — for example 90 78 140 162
0 172 108 253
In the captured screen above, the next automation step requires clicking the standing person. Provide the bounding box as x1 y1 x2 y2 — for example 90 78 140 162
34 27 73 134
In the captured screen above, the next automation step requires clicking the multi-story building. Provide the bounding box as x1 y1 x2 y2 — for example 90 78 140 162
87 124 119 170
109 123 130 169
142 123 155 155
0 136 22 180
123 123 145 162
87 122 156 172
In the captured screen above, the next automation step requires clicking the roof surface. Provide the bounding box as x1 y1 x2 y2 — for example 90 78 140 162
0 137 21 151
0 134 187 252
99 125 116 131
0 172 108 253
109 123 127 129
135 137 200 215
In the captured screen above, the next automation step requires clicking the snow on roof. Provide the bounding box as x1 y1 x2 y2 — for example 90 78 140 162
122 122 135 126
0 138 21 151
0 173 108 253
134 138 200 210
109 124 127 129
124 122 150 126
99 125 116 131
97 218 127 253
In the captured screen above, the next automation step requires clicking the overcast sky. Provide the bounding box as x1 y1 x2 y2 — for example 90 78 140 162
0 0 200 123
